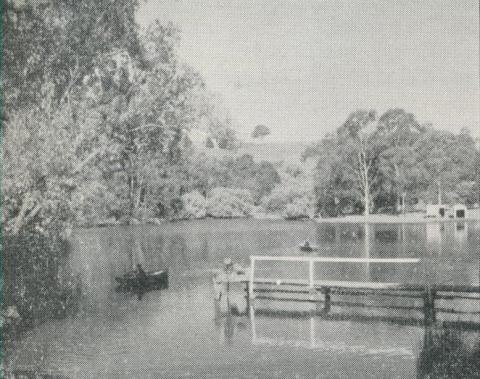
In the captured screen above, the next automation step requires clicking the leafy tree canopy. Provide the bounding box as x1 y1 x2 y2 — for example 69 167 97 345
251 124 271 139
306 109 479 216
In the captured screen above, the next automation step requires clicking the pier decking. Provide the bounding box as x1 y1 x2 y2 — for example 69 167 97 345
213 255 480 326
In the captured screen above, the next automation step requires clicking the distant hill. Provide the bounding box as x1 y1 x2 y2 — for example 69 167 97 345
236 141 309 164
188 126 311 165
195 140 311 165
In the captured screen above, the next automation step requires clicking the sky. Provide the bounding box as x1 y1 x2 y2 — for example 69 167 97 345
137 0 480 142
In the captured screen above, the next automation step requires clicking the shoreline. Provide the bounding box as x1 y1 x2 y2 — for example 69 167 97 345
77 213 290 228
315 214 479 224
76 212 480 229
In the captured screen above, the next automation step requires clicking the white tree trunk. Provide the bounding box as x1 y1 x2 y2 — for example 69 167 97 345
353 135 374 217
364 177 370 216
437 181 442 204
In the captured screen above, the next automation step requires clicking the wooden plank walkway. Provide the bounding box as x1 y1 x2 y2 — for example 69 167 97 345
213 255 480 325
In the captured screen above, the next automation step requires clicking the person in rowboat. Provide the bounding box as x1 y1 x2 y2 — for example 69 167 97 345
136 264 148 300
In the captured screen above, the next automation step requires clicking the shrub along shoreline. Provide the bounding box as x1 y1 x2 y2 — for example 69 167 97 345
77 185 314 228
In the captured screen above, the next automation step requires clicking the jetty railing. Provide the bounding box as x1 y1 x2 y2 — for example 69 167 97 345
246 255 480 326
249 255 421 298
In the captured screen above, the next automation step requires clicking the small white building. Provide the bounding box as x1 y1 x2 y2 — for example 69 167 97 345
426 203 467 219
449 204 467 219
426 204 447 218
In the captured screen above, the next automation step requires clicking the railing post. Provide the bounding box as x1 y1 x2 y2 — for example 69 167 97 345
310 316 315 348
322 287 331 314
424 285 436 325
249 256 255 299
308 259 317 311
250 304 256 343
309 259 314 289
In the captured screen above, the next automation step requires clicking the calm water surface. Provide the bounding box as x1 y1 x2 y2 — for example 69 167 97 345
6 219 480 378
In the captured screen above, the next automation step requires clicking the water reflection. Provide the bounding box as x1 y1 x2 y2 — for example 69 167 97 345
213 304 479 378
5 220 479 377
426 222 442 248
213 287 251 345
71 220 479 292
249 310 418 356
454 221 468 244
315 221 479 286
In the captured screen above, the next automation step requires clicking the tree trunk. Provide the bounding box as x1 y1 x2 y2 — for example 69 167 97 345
127 173 137 218
364 178 370 216
135 177 144 210
437 181 442 205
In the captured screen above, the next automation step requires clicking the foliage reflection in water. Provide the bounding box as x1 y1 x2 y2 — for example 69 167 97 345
4 220 479 378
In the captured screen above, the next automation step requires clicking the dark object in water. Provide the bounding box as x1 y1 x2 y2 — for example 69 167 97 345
115 269 169 292
299 242 319 252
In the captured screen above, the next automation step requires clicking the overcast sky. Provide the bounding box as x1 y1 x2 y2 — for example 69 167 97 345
137 0 479 142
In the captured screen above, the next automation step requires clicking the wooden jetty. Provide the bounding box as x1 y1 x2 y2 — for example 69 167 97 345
213 255 480 326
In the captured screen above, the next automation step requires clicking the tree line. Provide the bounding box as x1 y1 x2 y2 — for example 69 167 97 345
3 0 478 329
303 109 480 217
1 0 281 327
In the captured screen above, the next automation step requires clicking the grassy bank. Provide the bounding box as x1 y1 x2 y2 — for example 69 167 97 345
316 213 479 224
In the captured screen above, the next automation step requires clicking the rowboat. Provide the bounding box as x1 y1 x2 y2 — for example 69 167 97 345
115 269 169 292
299 243 319 252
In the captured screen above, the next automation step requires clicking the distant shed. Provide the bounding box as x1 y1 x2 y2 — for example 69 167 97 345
426 204 447 218
452 204 466 219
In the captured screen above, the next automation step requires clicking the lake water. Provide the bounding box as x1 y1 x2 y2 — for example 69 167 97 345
5 219 480 378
